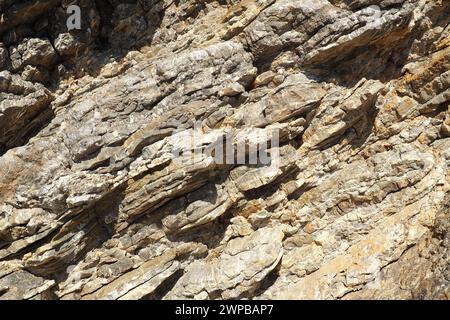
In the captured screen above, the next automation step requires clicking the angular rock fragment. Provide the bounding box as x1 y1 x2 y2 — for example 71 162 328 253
10 38 58 72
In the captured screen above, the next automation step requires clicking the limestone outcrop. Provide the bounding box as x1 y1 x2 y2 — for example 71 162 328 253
0 0 448 300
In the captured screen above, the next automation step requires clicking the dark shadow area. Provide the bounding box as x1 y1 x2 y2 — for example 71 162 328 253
168 207 235 250
348 105 380 150
57 0 167 80
0 86 56 156
251 262 281 297
142 268 184 300
0 104 56 157
0 0 168 83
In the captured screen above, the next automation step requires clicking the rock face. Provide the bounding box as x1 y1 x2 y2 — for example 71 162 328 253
0 0 449 300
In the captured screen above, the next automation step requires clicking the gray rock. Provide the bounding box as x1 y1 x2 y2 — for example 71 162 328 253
9 38 57 71
0 0 449 301
0 43 8 69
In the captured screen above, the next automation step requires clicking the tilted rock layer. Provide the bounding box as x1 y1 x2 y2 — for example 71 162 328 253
0 0 449 300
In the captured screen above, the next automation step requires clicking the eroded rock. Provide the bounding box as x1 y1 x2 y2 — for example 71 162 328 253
0 0 448 301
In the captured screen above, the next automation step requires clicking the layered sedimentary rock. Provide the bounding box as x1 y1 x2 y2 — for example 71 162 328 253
0 0 449 300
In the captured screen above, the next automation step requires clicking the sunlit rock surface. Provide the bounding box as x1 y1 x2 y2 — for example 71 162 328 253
0 0 449 300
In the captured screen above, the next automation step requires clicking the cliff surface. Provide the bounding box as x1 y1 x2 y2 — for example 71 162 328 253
0 0 449 300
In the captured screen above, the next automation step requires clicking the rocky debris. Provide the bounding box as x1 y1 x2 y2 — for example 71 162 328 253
0 0 449 300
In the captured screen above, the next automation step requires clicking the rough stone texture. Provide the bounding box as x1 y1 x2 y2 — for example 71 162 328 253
0 0 449 300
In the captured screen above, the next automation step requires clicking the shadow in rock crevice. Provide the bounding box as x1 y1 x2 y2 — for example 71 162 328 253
306 1 450 89
304 33 416 89
0 0 168 156
0 105 56 157
141 268 184 300
17 184 128 283
57 0 167 81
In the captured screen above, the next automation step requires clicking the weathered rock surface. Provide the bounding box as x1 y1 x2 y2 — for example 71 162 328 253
0 0 448 300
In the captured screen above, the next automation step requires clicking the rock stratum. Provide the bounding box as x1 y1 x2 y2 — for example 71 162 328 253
0 0 449 300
